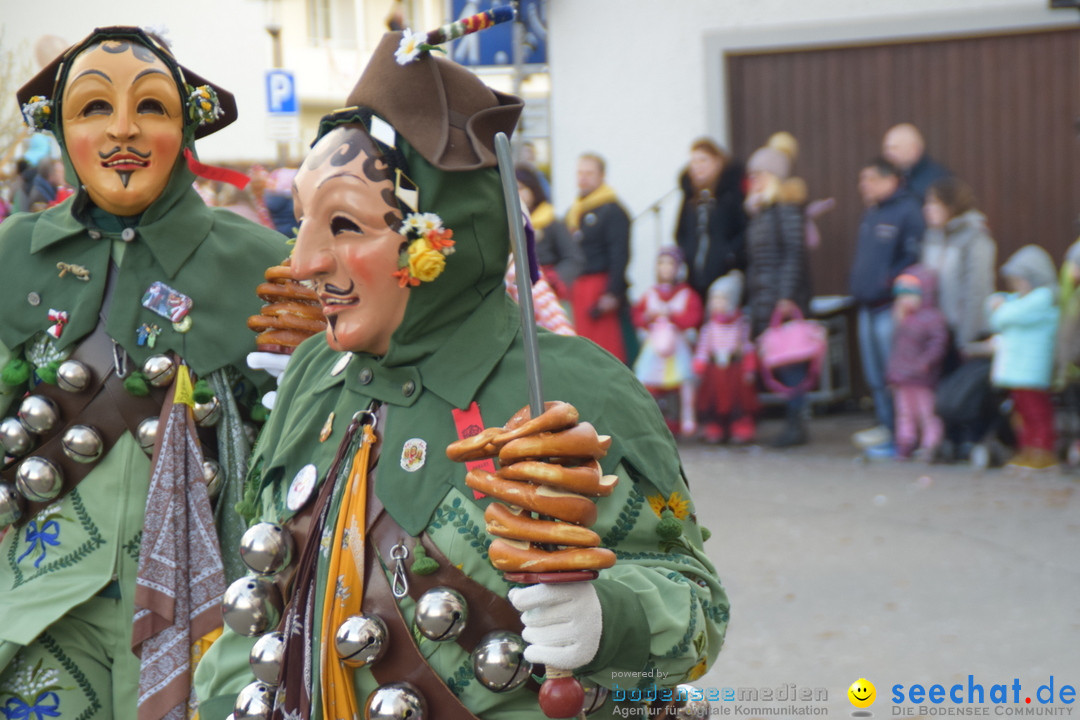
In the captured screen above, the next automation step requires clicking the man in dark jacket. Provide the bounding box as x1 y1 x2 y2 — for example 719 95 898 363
849 157 924 455
568 153 633 362
882 123 950 202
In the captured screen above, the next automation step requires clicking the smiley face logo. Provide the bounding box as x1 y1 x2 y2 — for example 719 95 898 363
848 678 876 708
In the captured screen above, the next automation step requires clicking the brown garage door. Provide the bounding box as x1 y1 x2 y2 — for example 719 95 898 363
727 26 1080 296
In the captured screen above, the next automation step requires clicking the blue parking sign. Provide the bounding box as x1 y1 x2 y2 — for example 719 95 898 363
266 70 298 114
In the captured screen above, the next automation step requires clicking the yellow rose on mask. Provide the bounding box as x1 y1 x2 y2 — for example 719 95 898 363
408 238 446 282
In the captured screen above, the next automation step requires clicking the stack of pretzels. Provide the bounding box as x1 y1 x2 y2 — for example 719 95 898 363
248 257 327 354
446 402 617 574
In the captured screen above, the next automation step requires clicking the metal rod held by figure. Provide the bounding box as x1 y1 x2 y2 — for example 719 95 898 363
494 131 544 418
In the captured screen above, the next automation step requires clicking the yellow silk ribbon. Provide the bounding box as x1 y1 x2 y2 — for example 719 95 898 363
320 423 376 720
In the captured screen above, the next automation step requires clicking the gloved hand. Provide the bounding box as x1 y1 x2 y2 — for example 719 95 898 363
508 582 602 670
247 351 291 410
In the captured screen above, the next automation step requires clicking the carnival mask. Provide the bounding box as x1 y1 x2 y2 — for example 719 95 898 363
290 126 411 356
61 40 184 216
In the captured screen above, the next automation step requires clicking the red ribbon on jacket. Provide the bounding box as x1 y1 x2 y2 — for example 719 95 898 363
47 309 69 339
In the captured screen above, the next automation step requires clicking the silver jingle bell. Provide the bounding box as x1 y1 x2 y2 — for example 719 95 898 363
61 425 104 464
581 679 610 715
193 396 222 427
17 395 60 435
56 359 92 393
142 354 177 388
365 682 427 720
0 483 26 528
414 586 468 642
136 417 159 455
335 614 388 668
222 576 284 637
470 630 532 693
15 457 63 503
249 631 286 685
239 522 295 576
204 459 222 501
675 685 711 719
0 417 34 457
233 680 274 720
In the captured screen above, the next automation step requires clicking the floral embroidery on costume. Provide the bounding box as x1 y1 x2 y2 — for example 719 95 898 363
392 212 455 287
0 658 63 720
647 491 690 520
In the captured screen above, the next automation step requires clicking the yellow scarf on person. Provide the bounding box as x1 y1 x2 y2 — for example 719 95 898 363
319 423 377 720
530 201 556 232
566 184 619 231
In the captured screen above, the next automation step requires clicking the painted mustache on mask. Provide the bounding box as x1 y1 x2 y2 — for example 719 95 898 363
99 146 152 188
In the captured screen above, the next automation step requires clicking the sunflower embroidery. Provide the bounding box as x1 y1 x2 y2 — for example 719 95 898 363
647 491 690 520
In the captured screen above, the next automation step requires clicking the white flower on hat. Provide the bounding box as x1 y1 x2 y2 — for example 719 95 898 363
395 28 427 65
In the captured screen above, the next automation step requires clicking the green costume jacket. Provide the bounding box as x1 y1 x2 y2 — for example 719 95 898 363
0 168 289 670
194 289 729 720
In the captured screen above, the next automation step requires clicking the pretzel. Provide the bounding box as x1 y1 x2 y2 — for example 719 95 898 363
488 539 615 573
445 426 504 463
465 469 597 527
250 257 327 354
497 460 616 497
484 503 601 547
497 422 611 464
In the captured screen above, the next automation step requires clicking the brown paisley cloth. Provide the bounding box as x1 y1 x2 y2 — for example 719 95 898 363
132 376 226 720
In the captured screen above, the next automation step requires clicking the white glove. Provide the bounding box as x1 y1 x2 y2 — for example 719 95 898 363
508 582 602 670
247 351 291 411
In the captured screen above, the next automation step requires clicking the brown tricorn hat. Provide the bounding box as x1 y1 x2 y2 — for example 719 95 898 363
345 31 523 172
16 26 237 142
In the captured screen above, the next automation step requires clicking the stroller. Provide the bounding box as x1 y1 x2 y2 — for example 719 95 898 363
934 357 1016 467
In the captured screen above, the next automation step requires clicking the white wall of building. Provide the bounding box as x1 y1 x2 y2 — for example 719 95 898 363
546 0 1074 298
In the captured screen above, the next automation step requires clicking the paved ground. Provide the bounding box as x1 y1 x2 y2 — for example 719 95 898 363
681 410 1080 719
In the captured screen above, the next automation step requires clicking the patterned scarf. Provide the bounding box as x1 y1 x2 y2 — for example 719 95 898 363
132 367 226 720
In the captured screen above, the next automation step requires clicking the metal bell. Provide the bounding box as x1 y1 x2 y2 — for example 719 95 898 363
414 587 467 642
365 682 427 720
675 685 711 719
142 354 177 388
239 522 294 576
0 483 26 527
470 630 532 693
581 679 610 714
136 417 159 455
222 576 284 637
233 681 274 720
17 396 60 435
193 396 222 427
335 614 388 668
15 457 63 503
204 459 222 501
249 631 286 685
0 417 34 457
61 425 104 464
56 360 92 393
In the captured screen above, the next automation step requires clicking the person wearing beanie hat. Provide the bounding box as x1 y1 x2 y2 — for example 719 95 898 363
631 246 703 438
693 270 759 444
0 26 289 720
194 21 727 720
885 266 949 461
674 137 748 306
988 245 1061 469
744 144 813 448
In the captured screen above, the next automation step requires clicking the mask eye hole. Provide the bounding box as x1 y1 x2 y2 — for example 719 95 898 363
331 216 362 236
82 99 112 117
137 98 166 115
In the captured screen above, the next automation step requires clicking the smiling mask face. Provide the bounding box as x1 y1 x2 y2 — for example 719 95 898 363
61 40 184 216
290 125 410 356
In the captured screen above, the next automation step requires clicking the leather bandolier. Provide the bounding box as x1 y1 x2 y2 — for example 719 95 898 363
1 321 169 526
